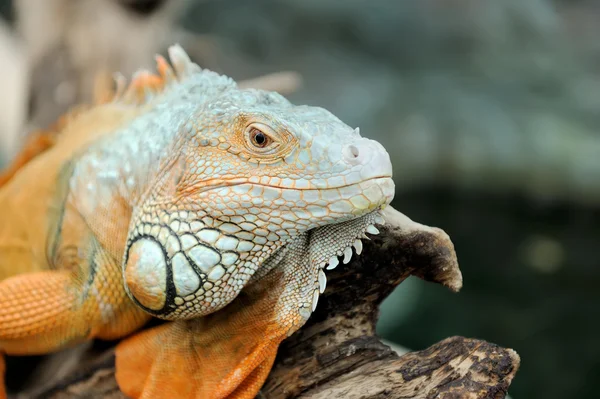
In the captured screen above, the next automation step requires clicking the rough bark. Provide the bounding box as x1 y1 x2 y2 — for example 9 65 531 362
18 207 520 399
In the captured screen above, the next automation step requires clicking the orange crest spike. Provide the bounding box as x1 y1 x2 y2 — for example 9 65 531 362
111 44 205 105
155 55 175 83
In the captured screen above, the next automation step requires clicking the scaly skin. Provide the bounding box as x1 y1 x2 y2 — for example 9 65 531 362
0 45 395 398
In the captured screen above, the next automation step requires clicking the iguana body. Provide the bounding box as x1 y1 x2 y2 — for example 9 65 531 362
0 46 394 398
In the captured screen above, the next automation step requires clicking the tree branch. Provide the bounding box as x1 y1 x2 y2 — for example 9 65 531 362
25 207 519 399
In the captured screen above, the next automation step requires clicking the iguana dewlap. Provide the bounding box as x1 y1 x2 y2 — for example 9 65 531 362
0 45 395 399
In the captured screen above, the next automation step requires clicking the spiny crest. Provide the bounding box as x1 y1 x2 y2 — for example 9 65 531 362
105 44 236 106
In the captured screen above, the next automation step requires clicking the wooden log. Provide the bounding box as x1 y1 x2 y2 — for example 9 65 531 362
21 207 519 398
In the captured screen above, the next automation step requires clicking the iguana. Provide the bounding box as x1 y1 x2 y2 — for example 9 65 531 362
0 45 395 398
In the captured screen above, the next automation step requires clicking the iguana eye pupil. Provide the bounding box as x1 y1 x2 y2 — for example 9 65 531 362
250 129 270 148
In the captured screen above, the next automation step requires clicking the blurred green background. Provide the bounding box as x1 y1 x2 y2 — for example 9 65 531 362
1 1 598 398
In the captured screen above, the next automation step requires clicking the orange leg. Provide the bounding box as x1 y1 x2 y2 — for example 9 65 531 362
0 271 88 355
0 269 149 397
0 271 86 399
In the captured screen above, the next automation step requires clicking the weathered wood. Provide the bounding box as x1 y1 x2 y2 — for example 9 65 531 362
21 207 519 398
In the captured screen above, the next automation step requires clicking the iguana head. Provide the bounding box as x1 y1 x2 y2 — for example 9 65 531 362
123 46 395 319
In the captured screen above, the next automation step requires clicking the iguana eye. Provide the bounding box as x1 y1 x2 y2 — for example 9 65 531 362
245 123 276 151
250 128 270 148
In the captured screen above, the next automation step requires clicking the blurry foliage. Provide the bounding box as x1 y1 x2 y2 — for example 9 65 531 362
1 0 599 398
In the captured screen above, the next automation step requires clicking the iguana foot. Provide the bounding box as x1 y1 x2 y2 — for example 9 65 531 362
115 295 283 399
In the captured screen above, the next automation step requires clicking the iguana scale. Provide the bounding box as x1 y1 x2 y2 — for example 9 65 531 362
0 45 395 398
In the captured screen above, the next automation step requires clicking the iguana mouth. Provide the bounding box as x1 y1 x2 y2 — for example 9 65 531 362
249 175 394 191
187 175 394 195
